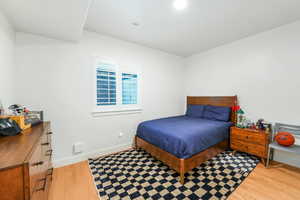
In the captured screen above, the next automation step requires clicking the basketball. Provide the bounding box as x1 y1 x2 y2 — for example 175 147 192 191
275 132 295 147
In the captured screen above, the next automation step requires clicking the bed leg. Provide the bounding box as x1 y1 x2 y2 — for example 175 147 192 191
180 173 185 184
179 159 185 184
133 136 137 150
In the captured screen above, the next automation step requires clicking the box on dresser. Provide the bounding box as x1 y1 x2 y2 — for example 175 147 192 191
230 126 269 165
0 122 53 200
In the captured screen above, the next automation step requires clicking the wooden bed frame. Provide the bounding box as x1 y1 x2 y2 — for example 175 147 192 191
135 96 238 184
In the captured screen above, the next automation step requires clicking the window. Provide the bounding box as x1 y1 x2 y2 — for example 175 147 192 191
96 63 117 106
93 60 141 115
122 73 138 105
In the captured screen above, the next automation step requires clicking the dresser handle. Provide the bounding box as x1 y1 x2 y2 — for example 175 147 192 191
32 161 44 166
37 178 46 182
47 132 53 135
34 178 47 192
46 150 53 156
41 142 49 146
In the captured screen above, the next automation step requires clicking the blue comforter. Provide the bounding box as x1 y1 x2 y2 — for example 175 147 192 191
136 116 233 158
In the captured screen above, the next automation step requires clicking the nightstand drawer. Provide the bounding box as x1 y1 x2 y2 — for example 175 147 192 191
231 140 248 152
248 143 267 158
231 128 267 145
247 134 266 145
231 130 248 141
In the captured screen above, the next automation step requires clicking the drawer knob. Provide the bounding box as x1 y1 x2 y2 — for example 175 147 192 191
41 142 49 146
32 161 44 166
47 168 53 176
47 168 54 181
47 132 53 135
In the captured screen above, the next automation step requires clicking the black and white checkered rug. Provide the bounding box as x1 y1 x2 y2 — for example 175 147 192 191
88 149 259 200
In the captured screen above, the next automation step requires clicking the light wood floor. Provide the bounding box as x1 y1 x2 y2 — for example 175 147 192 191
49 161 300 200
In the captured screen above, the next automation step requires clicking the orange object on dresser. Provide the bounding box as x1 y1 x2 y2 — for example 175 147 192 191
0 115 31 130
275 132 295 147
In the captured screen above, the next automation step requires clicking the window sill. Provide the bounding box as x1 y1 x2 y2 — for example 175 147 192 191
91 108 142 117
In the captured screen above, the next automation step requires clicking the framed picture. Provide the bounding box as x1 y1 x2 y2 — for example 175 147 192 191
26 111 43 126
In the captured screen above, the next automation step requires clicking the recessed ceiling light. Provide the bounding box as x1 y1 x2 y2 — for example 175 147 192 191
132 22 140 26
173 0 188 11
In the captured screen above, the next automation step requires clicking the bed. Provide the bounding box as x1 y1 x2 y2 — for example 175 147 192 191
135 96 238 184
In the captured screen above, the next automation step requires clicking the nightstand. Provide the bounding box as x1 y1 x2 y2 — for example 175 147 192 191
230 127 269 165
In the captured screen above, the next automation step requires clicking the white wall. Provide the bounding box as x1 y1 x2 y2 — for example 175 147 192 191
14 17 300 168
15 31 185 166
185 21 300 167
0 11 15 107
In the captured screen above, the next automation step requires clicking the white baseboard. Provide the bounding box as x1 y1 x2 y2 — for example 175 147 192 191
52 143 132 168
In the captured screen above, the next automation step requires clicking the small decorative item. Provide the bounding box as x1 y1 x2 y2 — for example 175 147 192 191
245 119 251 128
8 104 28 115
275 132 295 147
232 105 240 113
7 115 31 130
262 122 272 133
256 118 265 130
26 111 43 126
250 122 256 129
236 108 245 128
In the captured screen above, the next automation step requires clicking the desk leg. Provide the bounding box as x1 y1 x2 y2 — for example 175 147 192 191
261 158 266 166
266 147 271 168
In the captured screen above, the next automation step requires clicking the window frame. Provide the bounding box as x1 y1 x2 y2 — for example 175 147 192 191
92 59 142 116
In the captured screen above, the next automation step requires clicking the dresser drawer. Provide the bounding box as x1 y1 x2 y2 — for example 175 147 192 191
31 175 51 200
28 141 43 196
41 140 53 178
46 131 53 148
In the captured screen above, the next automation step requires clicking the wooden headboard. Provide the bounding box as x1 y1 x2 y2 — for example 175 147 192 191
187 96 238 124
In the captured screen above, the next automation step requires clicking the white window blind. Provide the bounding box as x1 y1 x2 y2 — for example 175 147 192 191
96 63 116 106
122 73 138 105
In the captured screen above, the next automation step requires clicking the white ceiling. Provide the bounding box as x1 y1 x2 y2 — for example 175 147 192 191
85 0 300 56
1 0 300 56
0 0 92 41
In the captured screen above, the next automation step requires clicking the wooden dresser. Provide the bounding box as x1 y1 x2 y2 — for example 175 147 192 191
230 127 269 164
0 122 53 200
